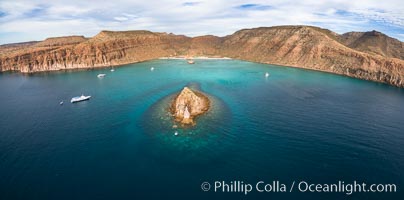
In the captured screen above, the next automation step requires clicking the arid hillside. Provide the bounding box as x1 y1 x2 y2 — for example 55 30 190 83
0 26 403 87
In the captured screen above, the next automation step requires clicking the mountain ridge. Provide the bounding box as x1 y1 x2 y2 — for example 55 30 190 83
0 25 403 87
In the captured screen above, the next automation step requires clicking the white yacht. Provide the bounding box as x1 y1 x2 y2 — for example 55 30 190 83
150 67 154 71
265 72 270 78
97 74 106 78
110 69 115 72
71 95 91 103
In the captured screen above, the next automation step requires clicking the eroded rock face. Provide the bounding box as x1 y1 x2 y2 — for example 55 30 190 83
171 87 210 125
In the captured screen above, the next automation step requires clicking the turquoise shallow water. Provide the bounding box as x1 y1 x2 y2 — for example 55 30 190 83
0 59 403 199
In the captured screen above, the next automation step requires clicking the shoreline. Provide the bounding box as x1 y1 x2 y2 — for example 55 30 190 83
159 56 232 60
0 57 402 88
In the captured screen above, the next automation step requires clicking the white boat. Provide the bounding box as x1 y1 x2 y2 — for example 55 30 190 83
71 95 91 103
60 101 64 105
174 131 178 136
110 69 115 72
265 72 270 78
150 67 154 71
97 74 106 78
187 60 195 64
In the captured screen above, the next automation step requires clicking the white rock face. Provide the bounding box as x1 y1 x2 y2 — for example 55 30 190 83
184 106 190 119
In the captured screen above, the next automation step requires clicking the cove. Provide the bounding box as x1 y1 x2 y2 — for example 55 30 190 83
0 59 403 199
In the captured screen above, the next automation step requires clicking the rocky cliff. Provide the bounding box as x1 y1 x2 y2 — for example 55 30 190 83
219 26 404 87
1 26 403 87
171 87 210 125
0 31 190 72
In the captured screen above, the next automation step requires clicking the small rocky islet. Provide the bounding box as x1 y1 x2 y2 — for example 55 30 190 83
170 87 210 126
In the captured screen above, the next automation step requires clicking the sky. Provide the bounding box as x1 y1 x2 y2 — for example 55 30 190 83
0 0 403 44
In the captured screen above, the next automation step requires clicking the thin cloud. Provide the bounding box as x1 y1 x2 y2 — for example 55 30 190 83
23 4 48 18
235 4 273 11
0 11 7 18
114 16 129 22
182 2 200 6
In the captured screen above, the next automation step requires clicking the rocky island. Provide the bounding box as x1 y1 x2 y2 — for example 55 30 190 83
171 87 210 126
1 26 403 87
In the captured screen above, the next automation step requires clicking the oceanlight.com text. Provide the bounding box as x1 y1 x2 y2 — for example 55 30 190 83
200 180 397 195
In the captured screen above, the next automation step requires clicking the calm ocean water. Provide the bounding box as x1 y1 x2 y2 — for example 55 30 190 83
0 59 403 199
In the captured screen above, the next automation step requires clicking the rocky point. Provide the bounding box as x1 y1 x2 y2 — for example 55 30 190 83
171 87 210 125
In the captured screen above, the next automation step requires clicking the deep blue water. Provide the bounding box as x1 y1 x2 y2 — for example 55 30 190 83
0 59 403 199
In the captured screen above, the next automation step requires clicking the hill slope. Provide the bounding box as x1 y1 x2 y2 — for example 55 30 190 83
219 26 404 87
339 30 403 59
